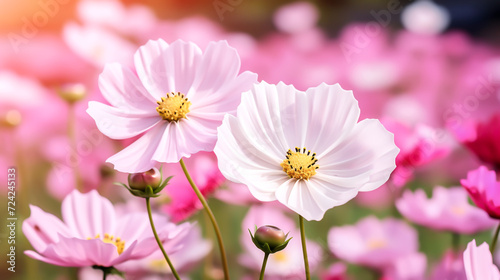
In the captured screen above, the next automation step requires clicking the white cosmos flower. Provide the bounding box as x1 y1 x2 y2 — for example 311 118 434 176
214 81 399 221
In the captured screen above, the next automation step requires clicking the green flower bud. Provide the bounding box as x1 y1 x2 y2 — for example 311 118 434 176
249 225 291 254
128 168 162 191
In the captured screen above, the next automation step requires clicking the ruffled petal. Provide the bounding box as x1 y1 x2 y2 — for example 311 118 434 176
304 83 360 153
320 119 399 192
22 205 71 253
61 190 116 239
134 39 203 99
98 63 158 111
275 179 326 221
87 101 160 139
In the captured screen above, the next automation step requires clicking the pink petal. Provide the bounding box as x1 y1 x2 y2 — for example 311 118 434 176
134 39 203 99
22 205 71 253
464 240 500 280
87 101 160 140
61 190 116 239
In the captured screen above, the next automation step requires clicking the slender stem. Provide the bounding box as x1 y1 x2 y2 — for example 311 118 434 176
259 253 270 280
491 222 500 255
299 215 310 280
146 198 181 280
451 232 460 254
67 103 83 192
179 159 229 280
102 270 107 280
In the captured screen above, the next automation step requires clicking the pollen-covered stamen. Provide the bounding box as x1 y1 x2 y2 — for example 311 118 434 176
280 147 319 180
88 233 126 255
156 92 191 122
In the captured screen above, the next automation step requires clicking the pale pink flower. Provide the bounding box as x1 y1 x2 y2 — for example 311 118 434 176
463 240 500 280
396 186 496 234
328 216 418 270
115 224 211 278
273 2 319 34
239 205 322 278
23 190 191 268
381 252 427 280
87 39 257 172
430 250 466 280
214 81 399 221
461 166 500 219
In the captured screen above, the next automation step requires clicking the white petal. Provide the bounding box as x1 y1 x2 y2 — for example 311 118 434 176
134 39 202 99
98 63 158 110
320 119 398 192
87 101 160 139
275 179 326 221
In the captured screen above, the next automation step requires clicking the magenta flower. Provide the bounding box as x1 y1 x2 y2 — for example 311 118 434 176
463 240 500 280
328 216 418 270
396 186 496 234
460 166 500 219
22 190 191 268
87 39 257 172
461 114 500 170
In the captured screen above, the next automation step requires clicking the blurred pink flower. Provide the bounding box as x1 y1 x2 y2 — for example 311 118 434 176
115 224 211 278
461 166 500 219
430 250 466 280
381 252 427 280
396 186 496 234
273 2 319 34
328 216 419 270
214 82 399 221
23 190 191 268
87 39 257 172
383 119 451 187
320 263 349 280
161 152 225 222
460 114 500 171
463 240 500 280
239 205 322 278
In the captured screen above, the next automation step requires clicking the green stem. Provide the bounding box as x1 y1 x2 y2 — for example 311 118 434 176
259 253 270 280
299 215 310 280
451 232 460 254
102 270 107 280
146 198 181 280
491 222 500 255
179 159 229 280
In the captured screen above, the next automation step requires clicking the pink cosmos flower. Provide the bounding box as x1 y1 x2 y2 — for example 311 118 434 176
430 250 466 280
396 186 496 234
161 152 225 222
381 252 427 280
460 114 500 171
383 119 450 188
87 39 257 172
240 205 322 278
23 190 191 268
460 166 500 219
463 240 500 280
115 224 211 278
328 216 419 270
214 81 399 221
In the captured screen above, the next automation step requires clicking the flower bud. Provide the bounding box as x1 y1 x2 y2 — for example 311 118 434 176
250 225 291 254
58 83 87 103
128 168 162 191
255 225 286 249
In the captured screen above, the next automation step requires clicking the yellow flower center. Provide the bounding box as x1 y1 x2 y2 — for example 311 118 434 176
156 92 191 122
88 233 125 255
367 238 387 250
272 251 288 263
280 147 318 180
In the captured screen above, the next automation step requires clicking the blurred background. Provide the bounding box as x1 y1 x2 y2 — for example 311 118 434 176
1 0 500 279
